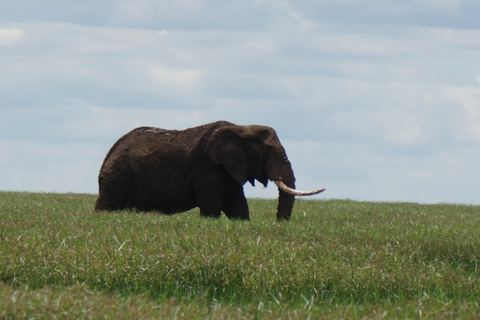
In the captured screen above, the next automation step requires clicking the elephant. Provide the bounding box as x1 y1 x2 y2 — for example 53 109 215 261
94 121 324 220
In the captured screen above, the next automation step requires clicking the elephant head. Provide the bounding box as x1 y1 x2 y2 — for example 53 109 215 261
206 124 325 220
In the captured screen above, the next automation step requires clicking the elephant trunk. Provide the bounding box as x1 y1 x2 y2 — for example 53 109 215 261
266 144 325 221
275 169 296 221
272 164 325 221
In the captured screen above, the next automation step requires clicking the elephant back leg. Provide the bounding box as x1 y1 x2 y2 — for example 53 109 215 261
95 172 133 211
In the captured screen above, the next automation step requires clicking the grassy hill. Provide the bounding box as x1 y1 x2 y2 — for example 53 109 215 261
1 192 479 319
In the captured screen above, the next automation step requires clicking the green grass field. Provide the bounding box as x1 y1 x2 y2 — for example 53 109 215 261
1 191 479 319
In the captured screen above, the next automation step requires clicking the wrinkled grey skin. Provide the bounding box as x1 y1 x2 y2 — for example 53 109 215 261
95 121 298 220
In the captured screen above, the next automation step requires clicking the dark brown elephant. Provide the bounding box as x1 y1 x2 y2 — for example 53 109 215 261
94 121 324 220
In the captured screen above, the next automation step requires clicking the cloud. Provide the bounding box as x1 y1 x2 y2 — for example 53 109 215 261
444 83 480 143
0 1 115 26
0 138 103 193
2 0 480 31
291 0 480 30
1 1 480 204
110 0 272 30
0 28 24 46
282 139 480 204
55 103 207 140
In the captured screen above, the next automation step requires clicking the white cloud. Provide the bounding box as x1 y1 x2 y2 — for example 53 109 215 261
147 65 203 92
108 0 272 31
55 103 207 140
444 84 480 143
0 138 103 193
1 1 480 205
111 0 205 26
282 139 480 204
0 28 24 46
376 112 424 146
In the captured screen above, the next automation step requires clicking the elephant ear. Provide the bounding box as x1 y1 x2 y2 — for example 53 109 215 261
206 127 248 185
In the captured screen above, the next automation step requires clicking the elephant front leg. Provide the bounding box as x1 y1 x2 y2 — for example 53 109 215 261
222 185 249 220
195 185 249 220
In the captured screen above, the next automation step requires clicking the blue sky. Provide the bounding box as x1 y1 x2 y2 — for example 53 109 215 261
1 0 480 204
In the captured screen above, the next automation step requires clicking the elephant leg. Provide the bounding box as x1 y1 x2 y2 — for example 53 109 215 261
197 203 223 218
222 186 249 220
195 191 223 218
95 175 132 211
95 193 113 211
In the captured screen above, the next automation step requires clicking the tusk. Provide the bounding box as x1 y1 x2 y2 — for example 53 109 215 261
274 181 325 196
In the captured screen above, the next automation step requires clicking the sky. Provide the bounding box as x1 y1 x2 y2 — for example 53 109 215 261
1 0 480 204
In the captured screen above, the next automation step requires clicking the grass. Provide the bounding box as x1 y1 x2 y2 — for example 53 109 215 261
1 191 479 319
